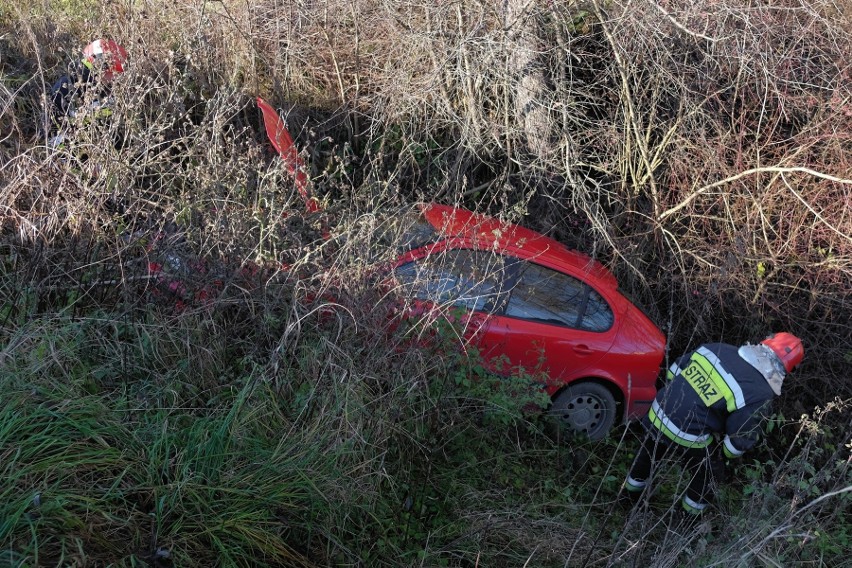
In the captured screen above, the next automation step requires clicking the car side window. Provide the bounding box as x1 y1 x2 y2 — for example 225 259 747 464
394 249 509 311
581 287 615 332
504 262 614 331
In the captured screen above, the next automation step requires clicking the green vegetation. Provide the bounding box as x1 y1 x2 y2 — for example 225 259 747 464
1 0 850 566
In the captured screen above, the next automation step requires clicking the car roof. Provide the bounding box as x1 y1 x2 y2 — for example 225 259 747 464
421 203 618 289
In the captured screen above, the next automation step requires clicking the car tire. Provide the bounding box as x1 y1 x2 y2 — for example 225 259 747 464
549 381 618 440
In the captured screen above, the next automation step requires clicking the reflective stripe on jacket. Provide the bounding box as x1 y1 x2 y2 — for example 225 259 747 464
648 343 775 452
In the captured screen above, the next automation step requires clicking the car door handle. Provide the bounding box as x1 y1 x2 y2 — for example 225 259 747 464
573 344 594 356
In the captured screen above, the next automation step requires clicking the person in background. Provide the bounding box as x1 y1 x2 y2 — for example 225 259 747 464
623 332 805 516
49 38 128 148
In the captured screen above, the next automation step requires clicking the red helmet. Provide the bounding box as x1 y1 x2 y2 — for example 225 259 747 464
761 332 804 373
82 39 128 81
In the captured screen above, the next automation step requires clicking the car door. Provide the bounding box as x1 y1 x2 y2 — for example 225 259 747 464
392 249 620 389
473 259 621 391
392 248 511 347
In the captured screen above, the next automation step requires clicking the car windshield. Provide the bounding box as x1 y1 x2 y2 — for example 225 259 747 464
374 205 439 254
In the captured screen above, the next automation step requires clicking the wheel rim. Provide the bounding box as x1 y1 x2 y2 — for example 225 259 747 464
559 394 607 435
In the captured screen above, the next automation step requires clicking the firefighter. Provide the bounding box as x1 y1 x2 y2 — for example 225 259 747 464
49 39 128 148
623 332 805 515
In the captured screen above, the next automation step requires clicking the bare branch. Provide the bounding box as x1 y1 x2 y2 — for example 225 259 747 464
660 167 852 222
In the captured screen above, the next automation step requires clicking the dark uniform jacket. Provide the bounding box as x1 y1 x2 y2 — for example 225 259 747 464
645 343 776 458
51 63 93 121
50 60 114 125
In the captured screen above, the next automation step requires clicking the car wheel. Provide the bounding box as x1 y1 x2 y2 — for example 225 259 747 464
550 381 618 440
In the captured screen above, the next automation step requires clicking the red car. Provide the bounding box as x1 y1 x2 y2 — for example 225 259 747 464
149 100 668 439
252 99 667 438
383 203 665 439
